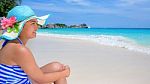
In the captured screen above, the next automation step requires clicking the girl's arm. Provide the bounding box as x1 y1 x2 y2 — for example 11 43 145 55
12 45 70 83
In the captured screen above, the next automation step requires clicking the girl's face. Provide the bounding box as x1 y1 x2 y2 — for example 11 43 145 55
19 19 38 39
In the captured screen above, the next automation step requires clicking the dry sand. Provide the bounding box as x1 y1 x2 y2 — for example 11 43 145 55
20 35 150 84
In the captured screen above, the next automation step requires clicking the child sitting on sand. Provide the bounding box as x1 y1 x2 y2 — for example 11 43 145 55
0 5 70 84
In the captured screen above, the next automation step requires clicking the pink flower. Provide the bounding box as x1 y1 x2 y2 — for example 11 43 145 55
9 16 16 25
0 16 16 30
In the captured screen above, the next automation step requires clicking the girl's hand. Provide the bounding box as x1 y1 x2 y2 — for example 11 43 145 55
62 65 70 77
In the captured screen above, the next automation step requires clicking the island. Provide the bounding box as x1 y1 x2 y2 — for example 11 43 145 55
40 23 90 29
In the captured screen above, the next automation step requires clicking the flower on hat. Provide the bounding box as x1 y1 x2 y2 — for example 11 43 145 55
0 16 19 33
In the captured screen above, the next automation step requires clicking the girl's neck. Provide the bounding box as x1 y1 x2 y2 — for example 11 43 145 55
9 38 28 46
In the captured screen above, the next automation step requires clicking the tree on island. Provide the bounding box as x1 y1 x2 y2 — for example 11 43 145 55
80 23 88 27
0 0 22 17
44 23 89 28
55 23 68 28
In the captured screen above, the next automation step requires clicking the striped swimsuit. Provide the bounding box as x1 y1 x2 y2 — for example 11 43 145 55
0 64 31 84
0 38 31 84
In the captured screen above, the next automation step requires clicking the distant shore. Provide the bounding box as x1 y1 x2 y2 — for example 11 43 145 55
40 23 90 28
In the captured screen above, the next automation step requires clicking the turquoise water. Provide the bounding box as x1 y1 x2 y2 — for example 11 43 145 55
37 28 150 46
37 28 150 54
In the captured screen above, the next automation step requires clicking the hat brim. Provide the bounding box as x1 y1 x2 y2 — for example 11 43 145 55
1 14 49 40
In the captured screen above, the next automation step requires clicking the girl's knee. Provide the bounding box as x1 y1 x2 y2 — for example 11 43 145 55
40 61 65 73
50 62 64 71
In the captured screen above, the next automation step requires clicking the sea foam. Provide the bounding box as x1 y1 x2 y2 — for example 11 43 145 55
37 33 150 55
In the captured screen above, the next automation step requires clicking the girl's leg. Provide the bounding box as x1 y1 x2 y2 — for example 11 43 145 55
32 62 67 84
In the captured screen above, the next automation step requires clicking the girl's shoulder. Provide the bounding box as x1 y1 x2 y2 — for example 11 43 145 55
5 43 34 63
4 43 31 55
0 43 31 65
5 43 25 50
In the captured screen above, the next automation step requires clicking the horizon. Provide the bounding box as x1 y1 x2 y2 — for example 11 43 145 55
22 0 150 28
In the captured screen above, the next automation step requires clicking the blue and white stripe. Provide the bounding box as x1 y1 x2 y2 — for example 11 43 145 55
0 64 31 84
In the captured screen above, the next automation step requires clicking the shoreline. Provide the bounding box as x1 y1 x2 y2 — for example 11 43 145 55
27 35 150 84
37 33 150 55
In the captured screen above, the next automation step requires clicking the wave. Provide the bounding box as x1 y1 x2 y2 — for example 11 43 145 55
37 33 150 55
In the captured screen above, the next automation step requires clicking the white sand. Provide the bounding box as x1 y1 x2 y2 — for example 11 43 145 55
26 35 150 84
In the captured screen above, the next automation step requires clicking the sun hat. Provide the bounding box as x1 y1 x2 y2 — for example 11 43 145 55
0 5 49 40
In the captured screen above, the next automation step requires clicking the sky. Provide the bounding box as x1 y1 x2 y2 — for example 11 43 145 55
22 0 150 28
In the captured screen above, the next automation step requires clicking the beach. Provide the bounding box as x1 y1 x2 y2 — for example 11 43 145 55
26 35 150 84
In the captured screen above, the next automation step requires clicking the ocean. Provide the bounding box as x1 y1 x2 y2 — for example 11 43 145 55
37 28 150 55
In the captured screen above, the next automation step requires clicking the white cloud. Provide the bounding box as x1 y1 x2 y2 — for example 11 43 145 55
23 1 116 14
22 0 150 21
117 0 149 6
64 0 91 6
23 1 54 6
23 1 59 11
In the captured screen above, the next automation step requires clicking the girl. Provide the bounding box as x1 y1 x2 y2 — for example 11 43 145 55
0 6 70 84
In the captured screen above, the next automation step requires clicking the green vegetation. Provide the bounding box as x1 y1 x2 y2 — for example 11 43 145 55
0 0 22 17
43 23 89 28
55 23 68 28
